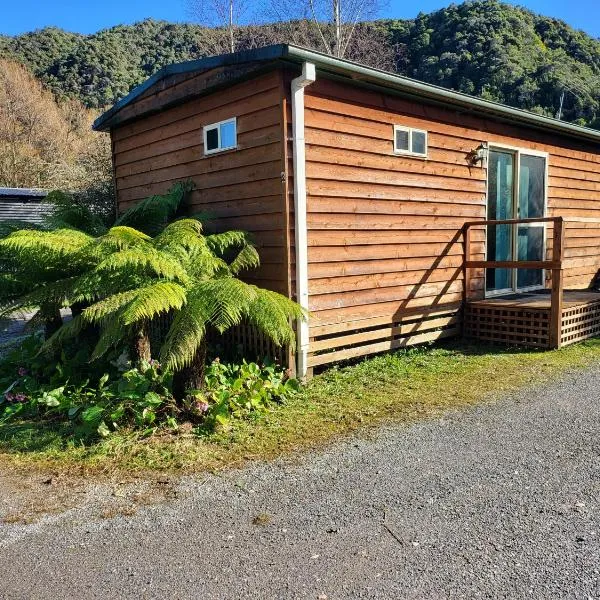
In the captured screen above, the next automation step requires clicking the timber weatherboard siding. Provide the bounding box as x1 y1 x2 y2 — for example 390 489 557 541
299 77 600 367
111 70 289 296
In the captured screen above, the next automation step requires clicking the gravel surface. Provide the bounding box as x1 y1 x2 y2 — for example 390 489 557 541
1 366 600 599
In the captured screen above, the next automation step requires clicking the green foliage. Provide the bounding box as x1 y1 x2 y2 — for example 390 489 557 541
0 183 192 326
388 0 600 126
0 351 176 438
1 4 599 127
0 334 297 438
67 216 305 371
196 359 300 429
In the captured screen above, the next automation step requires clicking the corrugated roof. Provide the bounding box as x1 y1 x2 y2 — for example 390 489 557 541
94 44 600 145
0 189 52 225
0 187 48 199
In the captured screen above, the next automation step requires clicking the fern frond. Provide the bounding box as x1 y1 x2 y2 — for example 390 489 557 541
205 230 252 255
90 315 124 361
115 181 194 235
0 228 93 257
96 247 190 284
246 287 306 347
83 289 140 323
120 282 187 326
0 220 45 239
160 288 211 371
229 244 260 275
44 190 107 236
97 226 151 250
2 276 81 315
194 278 258 332
154 219 204 251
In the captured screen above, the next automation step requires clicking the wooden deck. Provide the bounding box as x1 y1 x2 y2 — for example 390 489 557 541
465 290 600 348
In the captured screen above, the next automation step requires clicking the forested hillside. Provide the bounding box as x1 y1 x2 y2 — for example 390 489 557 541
0 0 599 128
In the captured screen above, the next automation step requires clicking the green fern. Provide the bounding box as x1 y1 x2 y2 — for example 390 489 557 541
115 181 194 235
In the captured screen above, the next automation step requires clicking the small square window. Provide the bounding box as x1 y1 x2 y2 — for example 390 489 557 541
206 127 219 152
411 130 427 155
395 128 410 152
393 125 428 158
203 118 237 155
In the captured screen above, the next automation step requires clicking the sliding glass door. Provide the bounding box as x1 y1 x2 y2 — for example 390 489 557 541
486 148 547 295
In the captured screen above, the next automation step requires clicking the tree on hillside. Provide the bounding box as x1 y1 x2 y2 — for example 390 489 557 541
187 0 396 70
1 3 599 127
0 59 113 193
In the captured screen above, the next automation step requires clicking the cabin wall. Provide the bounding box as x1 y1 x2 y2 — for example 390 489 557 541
110 70 290 295
302 77 600 368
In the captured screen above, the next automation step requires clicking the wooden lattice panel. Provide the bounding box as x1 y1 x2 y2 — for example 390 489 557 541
151 314 288 365
561 300 600 346
464 305 551 348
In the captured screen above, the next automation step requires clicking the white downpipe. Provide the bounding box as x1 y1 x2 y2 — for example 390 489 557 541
291 62 316 379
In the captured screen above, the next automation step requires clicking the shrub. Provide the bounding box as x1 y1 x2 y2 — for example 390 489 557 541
0 336 299 438
195 359 300 429
1 355 177 437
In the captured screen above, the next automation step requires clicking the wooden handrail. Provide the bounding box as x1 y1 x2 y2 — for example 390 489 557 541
463 216 563 228
462 216 565 349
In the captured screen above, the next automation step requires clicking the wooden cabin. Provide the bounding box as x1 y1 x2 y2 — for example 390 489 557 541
94 44 600 378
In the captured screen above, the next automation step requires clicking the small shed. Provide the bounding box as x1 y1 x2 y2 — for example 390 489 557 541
0 188 51 225
94 44 600 377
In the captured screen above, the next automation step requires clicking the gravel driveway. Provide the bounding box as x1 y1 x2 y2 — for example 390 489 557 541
1 366 599 599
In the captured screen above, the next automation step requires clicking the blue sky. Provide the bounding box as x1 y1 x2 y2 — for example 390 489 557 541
1 0 599 38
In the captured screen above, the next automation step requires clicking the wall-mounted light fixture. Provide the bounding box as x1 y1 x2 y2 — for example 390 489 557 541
468 143 488 166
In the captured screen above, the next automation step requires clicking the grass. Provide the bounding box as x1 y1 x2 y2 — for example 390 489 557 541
2 339 600 477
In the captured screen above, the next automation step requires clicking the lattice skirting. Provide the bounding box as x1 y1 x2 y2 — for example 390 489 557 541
561 301 600 346
150 314 289 366
464 305 550 348
465 298 600 349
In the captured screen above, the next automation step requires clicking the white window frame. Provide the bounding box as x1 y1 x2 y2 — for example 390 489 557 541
393 125 428 158
203 117 237 156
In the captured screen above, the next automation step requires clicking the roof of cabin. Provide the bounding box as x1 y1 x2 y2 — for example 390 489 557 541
93 44 600 145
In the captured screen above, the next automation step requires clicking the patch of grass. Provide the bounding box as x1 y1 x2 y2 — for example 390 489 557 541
2 339 600 476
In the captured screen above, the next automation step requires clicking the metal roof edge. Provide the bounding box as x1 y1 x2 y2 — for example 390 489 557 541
0 187 48 198
93 44 289 131
93 42 600 144
283 45 600 145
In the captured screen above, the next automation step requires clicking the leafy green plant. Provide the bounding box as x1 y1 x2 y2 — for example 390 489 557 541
0 335 297 438
0 356 176 438
196 359 300 429
52 218 305 399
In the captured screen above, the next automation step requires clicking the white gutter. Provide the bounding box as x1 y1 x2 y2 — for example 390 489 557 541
291 62 316 379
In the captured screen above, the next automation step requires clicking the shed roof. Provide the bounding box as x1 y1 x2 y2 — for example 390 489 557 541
0 187 48 199
0 188 51 224
94 44 600 145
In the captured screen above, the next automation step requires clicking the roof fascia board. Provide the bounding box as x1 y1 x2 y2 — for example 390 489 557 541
93 44 288 131
284 46 600 145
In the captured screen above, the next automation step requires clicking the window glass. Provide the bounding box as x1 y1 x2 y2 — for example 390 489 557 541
411 131 426 155
206 127 219 152
395 129 409 151
220 120 236 149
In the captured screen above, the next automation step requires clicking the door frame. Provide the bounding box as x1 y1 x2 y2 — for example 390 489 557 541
485 143 549 298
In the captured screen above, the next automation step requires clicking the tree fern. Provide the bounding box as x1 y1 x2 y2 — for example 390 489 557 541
115 181 194 235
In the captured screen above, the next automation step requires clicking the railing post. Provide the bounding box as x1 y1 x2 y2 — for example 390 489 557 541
549 217 565 349
463 224 472 302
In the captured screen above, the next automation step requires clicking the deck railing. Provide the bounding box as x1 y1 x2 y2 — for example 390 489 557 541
462 216 565 348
